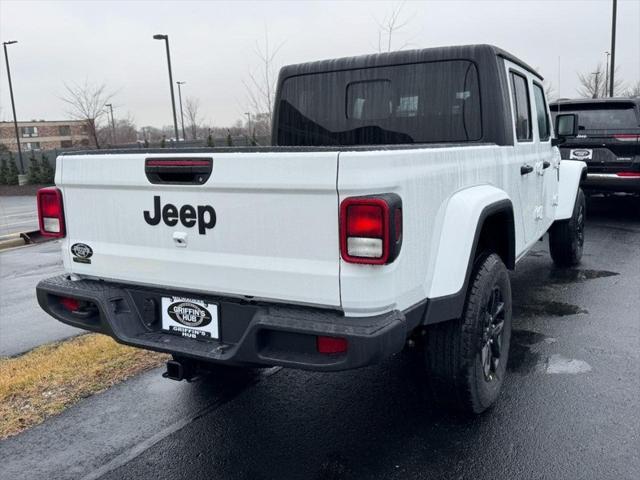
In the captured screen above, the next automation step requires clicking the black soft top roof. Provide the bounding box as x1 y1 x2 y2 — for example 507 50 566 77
278 44 542 80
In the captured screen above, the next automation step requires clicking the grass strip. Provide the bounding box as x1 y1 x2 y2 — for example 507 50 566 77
0 334 168 440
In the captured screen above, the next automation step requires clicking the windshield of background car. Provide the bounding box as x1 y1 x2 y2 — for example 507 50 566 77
550 102 639 131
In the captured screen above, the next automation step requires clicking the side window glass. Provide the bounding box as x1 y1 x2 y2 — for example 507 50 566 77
533 84 550 141
510 72 532 141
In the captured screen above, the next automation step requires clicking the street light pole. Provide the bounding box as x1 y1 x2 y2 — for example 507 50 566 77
153 34 179 142
3 40 24 174
105 103 116 144
609 0 617 97
176 81 186 141
604 52 610 98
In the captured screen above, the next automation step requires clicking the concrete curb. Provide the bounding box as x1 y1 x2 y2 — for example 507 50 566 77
0 230 45 251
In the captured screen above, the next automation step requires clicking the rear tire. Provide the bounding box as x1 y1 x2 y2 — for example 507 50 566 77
549 188 585 267
425 253 512 414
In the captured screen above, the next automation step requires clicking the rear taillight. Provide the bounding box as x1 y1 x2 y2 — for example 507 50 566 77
37 187 65 237
613 134 640 142
340 194 402 265
616 171 640 177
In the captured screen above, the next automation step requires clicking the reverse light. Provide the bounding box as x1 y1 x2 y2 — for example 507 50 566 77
316 336 348 354
340 194 402 265
37 187 65 237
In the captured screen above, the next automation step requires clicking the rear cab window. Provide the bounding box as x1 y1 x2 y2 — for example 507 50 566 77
276 60 482 146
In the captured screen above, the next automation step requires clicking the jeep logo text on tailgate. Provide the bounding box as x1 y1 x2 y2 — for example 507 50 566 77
144 196 216 234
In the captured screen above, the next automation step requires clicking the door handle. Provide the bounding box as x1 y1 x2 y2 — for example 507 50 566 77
520 164 534 175
543 161 551 169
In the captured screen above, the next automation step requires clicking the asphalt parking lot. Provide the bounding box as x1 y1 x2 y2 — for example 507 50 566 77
0 195 638 480
0 240 79 357
0 196 39 237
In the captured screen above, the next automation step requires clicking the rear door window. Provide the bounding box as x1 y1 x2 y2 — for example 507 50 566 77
532 83 550 141
510 72 532 141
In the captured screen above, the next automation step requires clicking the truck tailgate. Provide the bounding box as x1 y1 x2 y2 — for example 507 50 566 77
58 151 341 307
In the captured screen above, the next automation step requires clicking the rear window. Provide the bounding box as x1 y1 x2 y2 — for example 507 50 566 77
276 60 482 146
550 102 639 130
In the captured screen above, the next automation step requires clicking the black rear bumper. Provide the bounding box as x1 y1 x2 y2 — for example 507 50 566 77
36 275 422 371
582 173 640 193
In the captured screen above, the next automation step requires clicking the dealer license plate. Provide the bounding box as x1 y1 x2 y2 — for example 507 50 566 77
161 296 219 340
569 149 593 160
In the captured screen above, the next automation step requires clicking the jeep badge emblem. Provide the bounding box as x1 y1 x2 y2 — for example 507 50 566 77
167 301 212 328
71 243 93 260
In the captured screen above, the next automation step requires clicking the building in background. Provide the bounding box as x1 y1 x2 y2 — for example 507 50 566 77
0 120 91 152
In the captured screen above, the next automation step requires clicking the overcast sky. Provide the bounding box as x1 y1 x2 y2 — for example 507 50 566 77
1 0 638 129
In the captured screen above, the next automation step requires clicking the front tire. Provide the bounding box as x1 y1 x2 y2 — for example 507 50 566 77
549 188 586 267
425 253 512 414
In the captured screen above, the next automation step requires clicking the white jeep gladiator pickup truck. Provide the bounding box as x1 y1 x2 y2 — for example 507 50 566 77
37 45 586 413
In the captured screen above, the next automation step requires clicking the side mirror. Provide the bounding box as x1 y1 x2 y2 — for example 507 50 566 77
552 113 578 146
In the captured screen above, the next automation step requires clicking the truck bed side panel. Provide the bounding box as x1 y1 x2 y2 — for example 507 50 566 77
338 145 526 316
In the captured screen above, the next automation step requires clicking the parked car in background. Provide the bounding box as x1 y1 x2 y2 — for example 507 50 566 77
550 97 640 194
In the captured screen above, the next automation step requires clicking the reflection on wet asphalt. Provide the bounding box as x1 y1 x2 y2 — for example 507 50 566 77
1 196 638 480
508 329 549 375
510 268 621 317
513 300 588 317
548 268 619 284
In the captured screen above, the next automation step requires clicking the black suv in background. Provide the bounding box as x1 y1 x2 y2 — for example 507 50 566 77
550 98 640 194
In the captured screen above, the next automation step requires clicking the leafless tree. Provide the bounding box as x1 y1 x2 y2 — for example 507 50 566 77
242 112 271 143
577 64 625 98
98 113 138 145
577 64 606 98
184 97 201 140
61 80 114 148
243 28 284 137
624 80 640 97
375 1 413 53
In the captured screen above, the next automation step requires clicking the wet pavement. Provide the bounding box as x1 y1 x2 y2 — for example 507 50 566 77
0 195 638 480
0 196 38 236
0 240 79 357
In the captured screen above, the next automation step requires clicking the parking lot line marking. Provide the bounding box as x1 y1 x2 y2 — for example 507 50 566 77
1 219 38 228
79 367 281 480
0 211 37 219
